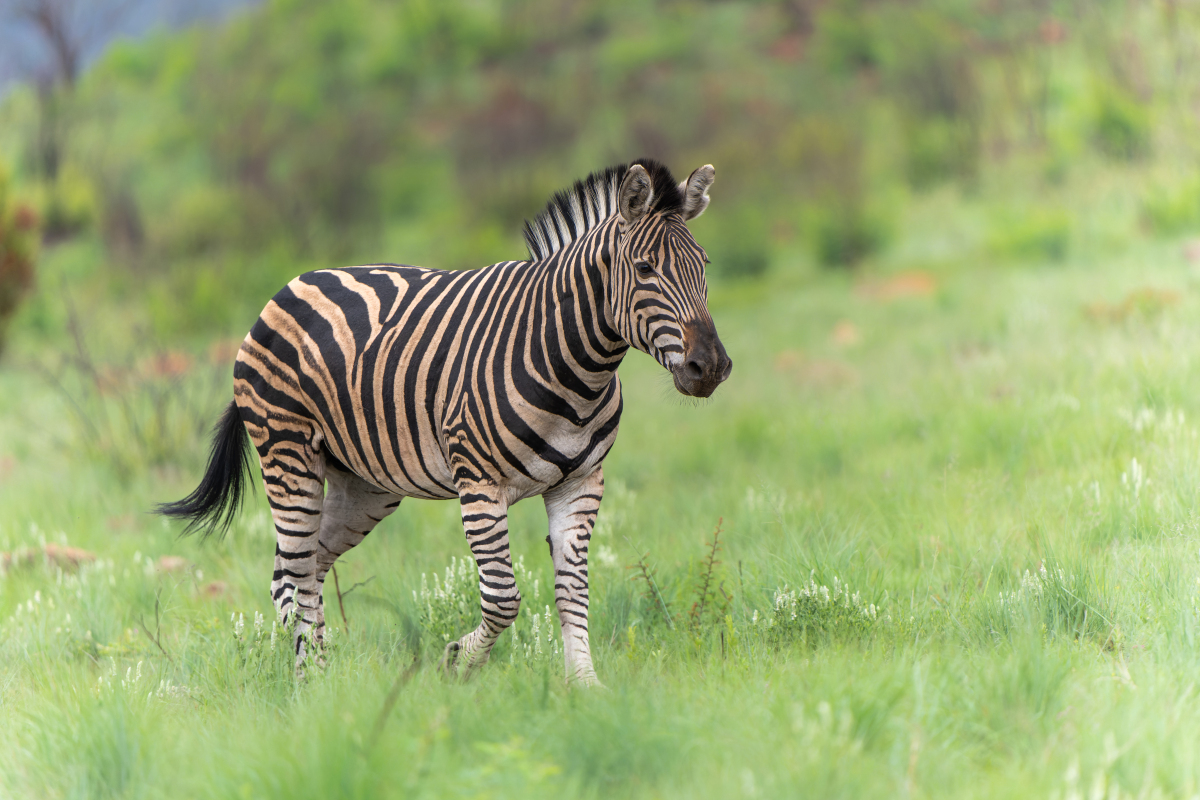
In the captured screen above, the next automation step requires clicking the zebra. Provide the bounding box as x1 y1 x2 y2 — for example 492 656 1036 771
158 159 732 685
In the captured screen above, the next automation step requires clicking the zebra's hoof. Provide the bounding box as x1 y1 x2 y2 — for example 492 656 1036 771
569 674 605 690
438 641 461 676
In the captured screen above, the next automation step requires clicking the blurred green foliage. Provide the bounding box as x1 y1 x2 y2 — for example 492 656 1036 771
1141 179 1200 236
812 202 892 268
701 205 772 279
987 206 1072 263
0 0 1199 335
1089 83 1152 162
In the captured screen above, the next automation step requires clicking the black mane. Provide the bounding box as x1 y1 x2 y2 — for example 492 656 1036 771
523 158 684 261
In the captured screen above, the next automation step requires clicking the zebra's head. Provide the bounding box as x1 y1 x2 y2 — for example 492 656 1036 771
611 161 733 398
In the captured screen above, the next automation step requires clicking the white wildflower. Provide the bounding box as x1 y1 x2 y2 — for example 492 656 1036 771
595 545 618 568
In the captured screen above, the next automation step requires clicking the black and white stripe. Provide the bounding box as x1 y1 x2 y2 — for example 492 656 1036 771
160 159 732 684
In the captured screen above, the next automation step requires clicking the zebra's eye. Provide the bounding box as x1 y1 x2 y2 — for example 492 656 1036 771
635 262 654 277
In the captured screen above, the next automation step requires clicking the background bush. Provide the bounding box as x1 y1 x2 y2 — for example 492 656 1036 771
0 161 38 355
1 0 1193 331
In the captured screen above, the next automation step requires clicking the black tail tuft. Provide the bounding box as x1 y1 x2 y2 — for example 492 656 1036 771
155 400 252 538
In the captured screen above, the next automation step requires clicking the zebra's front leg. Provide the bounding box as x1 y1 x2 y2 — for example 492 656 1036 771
544 467 604 687
266 467 326 677
441 485 520 678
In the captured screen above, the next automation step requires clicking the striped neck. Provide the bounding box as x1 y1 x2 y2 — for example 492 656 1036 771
542 217 629 396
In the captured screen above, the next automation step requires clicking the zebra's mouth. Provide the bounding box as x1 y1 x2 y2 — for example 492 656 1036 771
671 359 732 398
671 322 733 398
672 368 712 397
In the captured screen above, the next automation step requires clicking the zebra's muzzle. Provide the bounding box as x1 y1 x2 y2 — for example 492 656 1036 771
672 322 733 398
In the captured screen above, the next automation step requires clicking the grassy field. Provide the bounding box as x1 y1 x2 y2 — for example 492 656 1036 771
4 187 1200 798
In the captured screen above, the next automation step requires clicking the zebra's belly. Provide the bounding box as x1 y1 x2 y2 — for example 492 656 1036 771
329 432 458 501
321 390 619 504
491 418 622 505
342 427 615 505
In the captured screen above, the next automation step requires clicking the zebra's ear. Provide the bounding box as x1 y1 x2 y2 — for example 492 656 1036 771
678 164 715 221
618 164 655 225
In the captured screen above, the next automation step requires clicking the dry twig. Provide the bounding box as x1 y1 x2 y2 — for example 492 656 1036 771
137 589 172 661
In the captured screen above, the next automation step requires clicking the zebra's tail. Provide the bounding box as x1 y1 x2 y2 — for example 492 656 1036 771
155 400 253 538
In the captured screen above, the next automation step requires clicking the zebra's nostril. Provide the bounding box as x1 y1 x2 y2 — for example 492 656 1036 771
684 360 704 381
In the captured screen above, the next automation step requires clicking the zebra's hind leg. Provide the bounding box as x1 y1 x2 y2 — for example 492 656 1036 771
441 485 520 678
313 463 402 643
238 397 328 675
544 468 604 687
262 454 326 677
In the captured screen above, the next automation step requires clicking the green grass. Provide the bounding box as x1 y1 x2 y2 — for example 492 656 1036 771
6 219 1200 797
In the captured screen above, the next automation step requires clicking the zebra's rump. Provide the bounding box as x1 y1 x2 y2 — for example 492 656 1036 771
233 262 623 501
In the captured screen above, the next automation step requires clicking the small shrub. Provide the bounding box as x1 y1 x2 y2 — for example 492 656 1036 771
1090 85 1151 162
1141 179 1200 237
508 556 562 666
812 3 879 75
627 550 675 631
687 519 732 632
38 167 95 242
413 555 478 648
624 519 738 640
761 571 882 645
227 610 292 684
812 205 890 268
987 207 1071 263
508 604 562 666
983 562 1115 644
903 117 979 189
150 184 247 259
703 207 771 280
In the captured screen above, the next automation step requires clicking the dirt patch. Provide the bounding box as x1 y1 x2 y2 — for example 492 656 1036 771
854 270 938 301
775 350 860 390
208 337 244 367
1 544 96 573
1084 288 1180 323
138 351 193 379
830 320 861 347
1184 240 1200 263
157 555 191 573
106 514 138 532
